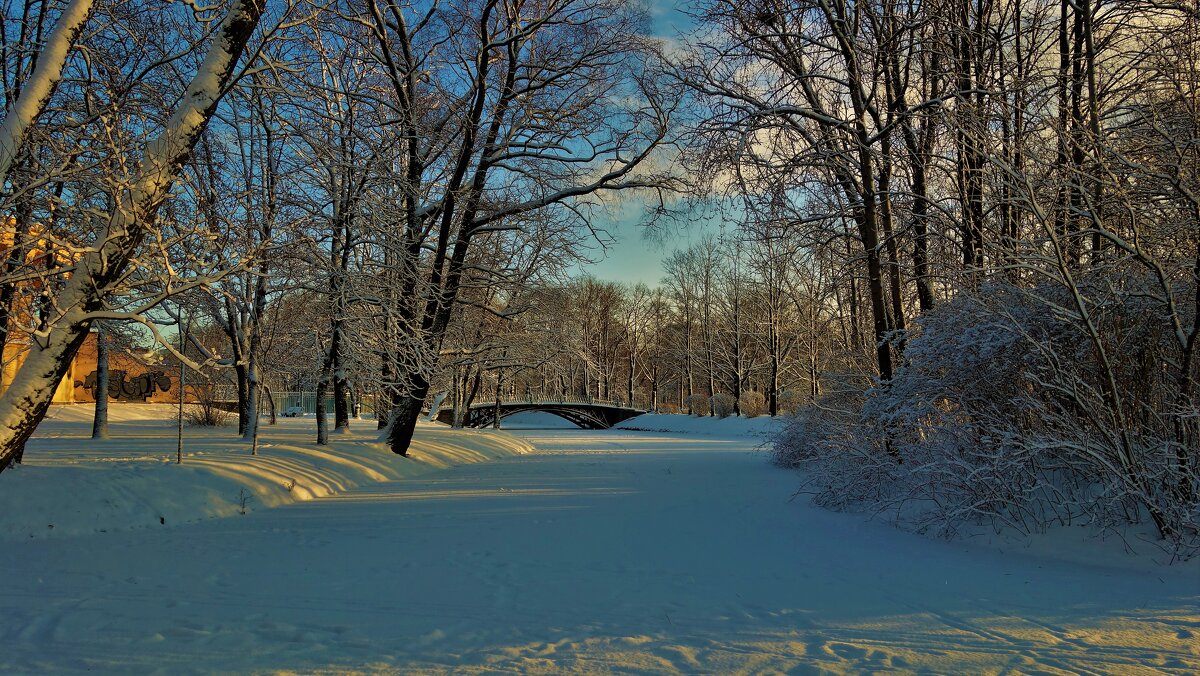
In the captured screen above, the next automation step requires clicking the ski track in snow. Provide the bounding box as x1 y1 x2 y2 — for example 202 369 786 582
2 418 1198 674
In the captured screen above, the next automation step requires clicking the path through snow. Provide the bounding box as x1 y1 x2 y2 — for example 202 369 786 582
2 418 1198 673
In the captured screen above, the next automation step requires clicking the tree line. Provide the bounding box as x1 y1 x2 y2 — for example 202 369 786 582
0 0 672 463
679 0 1200 550
432 234 836 423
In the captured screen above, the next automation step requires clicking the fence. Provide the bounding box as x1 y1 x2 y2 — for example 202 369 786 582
210 385 347 416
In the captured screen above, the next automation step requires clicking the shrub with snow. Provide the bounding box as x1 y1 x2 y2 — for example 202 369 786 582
712 393 737 418
182 382 232 427
739 390 766 417
776 390 803 416
775 275 1200 559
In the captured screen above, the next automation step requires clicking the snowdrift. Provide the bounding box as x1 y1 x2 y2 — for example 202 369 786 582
1 404 533 541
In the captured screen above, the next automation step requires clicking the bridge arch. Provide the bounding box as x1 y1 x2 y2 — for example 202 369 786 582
472 405 608 429
434 399 645 430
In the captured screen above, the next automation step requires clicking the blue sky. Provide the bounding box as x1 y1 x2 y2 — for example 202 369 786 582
574 0 702 287
645 0 694 35
581 205 725 286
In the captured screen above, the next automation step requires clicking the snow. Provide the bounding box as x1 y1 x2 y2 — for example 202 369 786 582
1 404 533 541
614 411 781 438
1 405 1197 673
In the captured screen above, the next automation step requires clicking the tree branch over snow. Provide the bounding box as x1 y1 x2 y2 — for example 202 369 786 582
0 0 266 470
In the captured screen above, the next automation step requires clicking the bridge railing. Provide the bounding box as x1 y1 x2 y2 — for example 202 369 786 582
470 395 643 409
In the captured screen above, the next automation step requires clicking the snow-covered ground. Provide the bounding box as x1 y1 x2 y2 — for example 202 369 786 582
1 407 1197 673
1 405 533 541
614 411 780 439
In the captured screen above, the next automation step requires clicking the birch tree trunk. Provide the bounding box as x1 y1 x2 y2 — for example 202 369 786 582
0 0 93 186
243 351 260 442
0 0 265 469
315 344 333 445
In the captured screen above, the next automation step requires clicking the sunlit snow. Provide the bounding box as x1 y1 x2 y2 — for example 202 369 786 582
1 406 1196 673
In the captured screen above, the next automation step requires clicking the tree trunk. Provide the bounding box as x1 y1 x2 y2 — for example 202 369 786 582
808 301 821 401
242 359 259 442
334 355 350 433
458 367 482 428
877 134 907 344
684 309 694 414
315 369 330 446
450 366 464 427
263 383 276 425
318 318 344 442
845 236 862 350
176 329 185 465
385 377 426 457
91 322 109 440
769 349 780 417
492 371 503 429
953 2 986 280
730 276 743 417
315 328 339 446
810 351 820 401
235 364 249 436
855 200 895 382
1054 0 1077 265
649 364 659 412
626 348 635 406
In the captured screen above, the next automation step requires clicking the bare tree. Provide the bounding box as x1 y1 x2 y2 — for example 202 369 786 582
0 0 268 469
348 0 675 454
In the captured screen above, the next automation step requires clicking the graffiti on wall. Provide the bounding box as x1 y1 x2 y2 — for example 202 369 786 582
76 370 172 401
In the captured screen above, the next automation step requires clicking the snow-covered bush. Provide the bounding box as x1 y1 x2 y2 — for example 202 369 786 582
777 390 803 415
740 390 766 417
183 382 232 427
712 393 737 418
776 275 1200 557
685 394 709 416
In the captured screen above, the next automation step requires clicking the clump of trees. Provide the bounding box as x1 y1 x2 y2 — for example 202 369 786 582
677 0 1200 553
0 0 675 467
432 250 833 426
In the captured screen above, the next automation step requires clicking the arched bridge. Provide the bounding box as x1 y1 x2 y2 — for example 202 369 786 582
434 397 646 430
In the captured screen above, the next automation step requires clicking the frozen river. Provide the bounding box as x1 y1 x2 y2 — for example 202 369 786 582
2 415 1197 673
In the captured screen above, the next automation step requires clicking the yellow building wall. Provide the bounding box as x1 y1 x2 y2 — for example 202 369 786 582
1 332 179 404
1 215 87 403
1 343 77 403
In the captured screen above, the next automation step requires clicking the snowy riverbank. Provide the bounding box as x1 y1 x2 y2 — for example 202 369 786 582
2 406 1197 673
0 404 533 541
